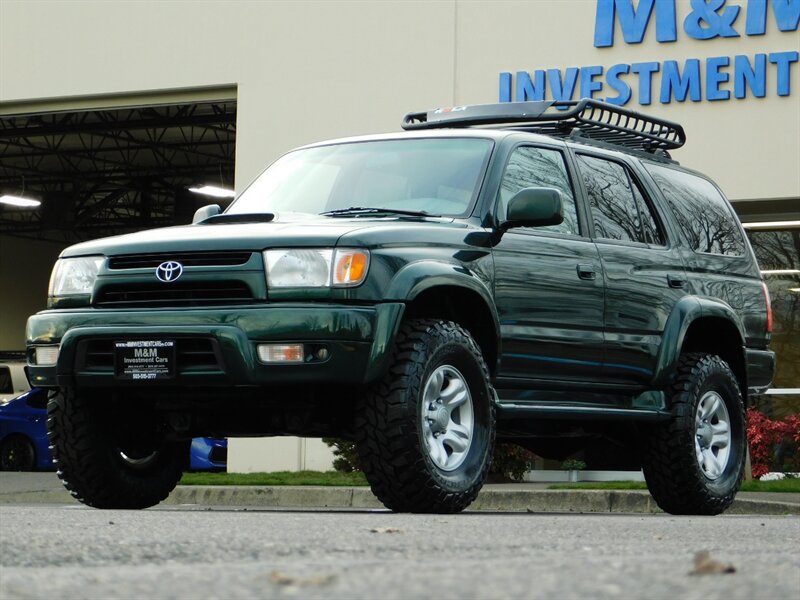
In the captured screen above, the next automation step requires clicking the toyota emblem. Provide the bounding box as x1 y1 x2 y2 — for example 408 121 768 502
155 261 183 283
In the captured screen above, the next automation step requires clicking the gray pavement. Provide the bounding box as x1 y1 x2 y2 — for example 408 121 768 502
1 472 798 514
2 504 800 600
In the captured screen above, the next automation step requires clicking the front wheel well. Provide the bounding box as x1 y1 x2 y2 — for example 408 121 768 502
404 286 498 376
681 317 747 400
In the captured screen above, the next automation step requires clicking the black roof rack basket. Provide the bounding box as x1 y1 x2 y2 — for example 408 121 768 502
402 99 686 153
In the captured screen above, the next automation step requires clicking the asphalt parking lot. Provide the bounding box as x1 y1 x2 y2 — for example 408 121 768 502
1 503 799 600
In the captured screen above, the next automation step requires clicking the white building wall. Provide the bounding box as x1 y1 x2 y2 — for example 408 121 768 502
2 1 798 201
227 437 335 473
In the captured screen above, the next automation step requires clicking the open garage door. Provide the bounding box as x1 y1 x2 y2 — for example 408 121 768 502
0 91 236 244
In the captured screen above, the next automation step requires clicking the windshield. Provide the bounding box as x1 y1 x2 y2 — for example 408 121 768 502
228 138 494 217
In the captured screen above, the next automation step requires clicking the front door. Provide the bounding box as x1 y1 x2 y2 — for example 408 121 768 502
493 145 605 386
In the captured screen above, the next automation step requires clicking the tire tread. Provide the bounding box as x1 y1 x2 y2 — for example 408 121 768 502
356 319 495 513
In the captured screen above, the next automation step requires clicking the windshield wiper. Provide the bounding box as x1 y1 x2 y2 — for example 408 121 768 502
201 213 275 224
320 206 438 218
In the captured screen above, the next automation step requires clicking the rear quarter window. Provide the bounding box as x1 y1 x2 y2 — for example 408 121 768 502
645 163 745 256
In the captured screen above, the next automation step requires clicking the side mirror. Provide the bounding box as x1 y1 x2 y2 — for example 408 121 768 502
193 204 221 224
504 187 564 230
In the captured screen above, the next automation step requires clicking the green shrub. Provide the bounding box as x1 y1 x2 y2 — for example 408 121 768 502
561 458 587 471
324 438 537 482
322 438 360 472
490 443 538 481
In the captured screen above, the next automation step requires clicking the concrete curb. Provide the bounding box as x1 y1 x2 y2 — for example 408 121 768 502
1 485 797 515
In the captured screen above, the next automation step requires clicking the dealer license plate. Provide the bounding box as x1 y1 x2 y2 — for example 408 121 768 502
114 340 176 381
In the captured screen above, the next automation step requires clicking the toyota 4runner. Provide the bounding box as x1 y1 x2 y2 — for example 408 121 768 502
26 99 775 514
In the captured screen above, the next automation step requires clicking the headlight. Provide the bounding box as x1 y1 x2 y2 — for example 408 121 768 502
48 256 104 297
264 248 369 288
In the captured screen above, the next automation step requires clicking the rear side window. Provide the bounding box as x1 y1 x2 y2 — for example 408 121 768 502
645 163 745 256
576 155 664 245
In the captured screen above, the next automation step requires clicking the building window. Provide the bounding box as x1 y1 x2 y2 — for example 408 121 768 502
745 222 800 394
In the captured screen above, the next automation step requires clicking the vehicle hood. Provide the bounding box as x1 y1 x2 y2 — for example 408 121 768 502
60 215 468 257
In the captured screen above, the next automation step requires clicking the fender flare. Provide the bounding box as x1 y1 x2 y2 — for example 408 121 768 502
370 260 501 374
652 295 746 388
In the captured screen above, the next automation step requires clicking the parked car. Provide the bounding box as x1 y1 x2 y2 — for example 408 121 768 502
0 388 50 471
189 437 227 471
26 99 774 514
0 388 226 471
0 355 30 405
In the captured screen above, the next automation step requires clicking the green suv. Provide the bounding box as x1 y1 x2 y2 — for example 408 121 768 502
26 100 775 514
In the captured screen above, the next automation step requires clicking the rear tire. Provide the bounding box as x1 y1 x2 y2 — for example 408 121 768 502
356 319 496 513
47 388 188 509
0 435 36 471
642 353 746 515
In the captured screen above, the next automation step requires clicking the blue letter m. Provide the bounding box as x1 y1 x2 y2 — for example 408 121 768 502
594 0 677 47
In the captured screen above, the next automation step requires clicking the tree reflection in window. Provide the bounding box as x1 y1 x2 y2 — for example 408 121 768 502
498 147 579 235
577 155 655 244
645 163 745 256
748 229 800 271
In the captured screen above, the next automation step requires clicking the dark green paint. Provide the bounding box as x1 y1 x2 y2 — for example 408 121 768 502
27 128 774 436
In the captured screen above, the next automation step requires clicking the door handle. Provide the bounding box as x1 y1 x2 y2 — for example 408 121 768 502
667 274 686 288
577 263 597 281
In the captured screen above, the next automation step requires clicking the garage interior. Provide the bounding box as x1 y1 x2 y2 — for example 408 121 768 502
0 99 236 244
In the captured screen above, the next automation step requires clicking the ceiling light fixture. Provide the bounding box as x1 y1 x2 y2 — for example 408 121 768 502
0 194 41 208
188 185 235 198
761 269 800 275
742 220 800 229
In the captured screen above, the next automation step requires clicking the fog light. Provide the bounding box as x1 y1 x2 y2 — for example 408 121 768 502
34 346 60 366
257 344 305 364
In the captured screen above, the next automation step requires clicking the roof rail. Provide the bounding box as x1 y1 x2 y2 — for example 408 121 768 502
402 99 686 153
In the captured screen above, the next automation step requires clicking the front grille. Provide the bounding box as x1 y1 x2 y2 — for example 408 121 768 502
95 281 254 308
79 338 221 372
109 252 252 270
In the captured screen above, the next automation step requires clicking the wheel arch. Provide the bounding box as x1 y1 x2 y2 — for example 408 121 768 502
653 296 747 400
382 261 500 376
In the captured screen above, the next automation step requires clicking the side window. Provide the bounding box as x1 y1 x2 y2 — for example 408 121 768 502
498 146 580 235
577 154 663 245
645 163 745 256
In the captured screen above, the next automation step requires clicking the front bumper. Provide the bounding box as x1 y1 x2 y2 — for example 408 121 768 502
26 303 404 389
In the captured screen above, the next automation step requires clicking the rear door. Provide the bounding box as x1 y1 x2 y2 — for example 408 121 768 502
572 151 687 386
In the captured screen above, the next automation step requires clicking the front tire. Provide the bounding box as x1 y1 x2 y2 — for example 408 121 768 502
47 389 188 509
642 353 746 515
356 319 496 513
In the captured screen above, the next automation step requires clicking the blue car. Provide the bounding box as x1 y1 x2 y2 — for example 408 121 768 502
189 437 228 471
0 388 51 471
0 388 226 471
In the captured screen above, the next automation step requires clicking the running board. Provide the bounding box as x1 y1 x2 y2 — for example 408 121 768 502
496 403 671 422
